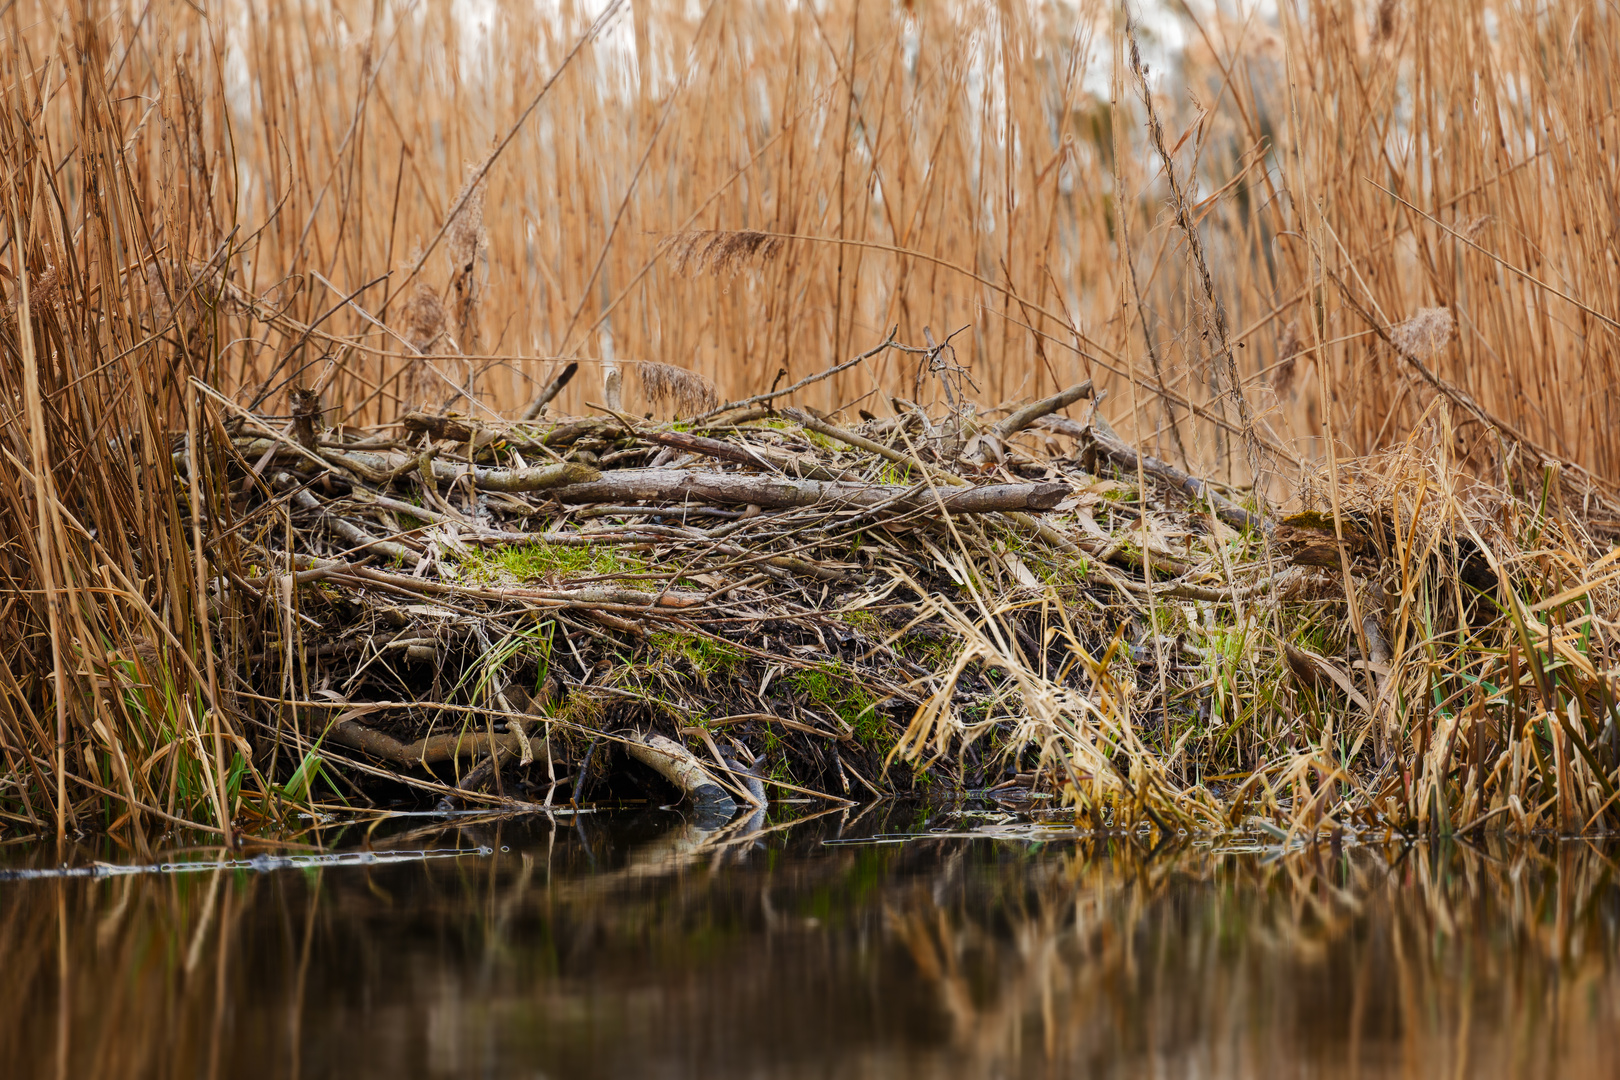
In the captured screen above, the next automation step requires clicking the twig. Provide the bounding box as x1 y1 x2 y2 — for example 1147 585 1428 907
991 379 1094 441
520 361 579 421
697 328 898 420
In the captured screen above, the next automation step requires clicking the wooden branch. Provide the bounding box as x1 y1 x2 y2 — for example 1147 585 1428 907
519 360 579 421
326 719 549 768
992 380 1093 440
388 407 611 450
321 447 602 492
456 717 530 792
549 468 1068 513
534 416 624 446
286 552 709 607
400 411 478 442
638 429 857 482
1041 415 1271 535
625 732 736 811
1360 614 1392 707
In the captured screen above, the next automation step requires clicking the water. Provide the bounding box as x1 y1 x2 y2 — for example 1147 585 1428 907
2 805 1617 1078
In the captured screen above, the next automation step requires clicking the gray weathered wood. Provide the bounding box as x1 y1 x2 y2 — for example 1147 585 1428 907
992 380 1094 440
549 468 1067 513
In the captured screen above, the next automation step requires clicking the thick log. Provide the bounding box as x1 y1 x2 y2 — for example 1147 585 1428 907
548 468 1068 514
625 732 736 813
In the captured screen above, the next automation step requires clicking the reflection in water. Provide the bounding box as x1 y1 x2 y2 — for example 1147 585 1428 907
2 807 1617 1079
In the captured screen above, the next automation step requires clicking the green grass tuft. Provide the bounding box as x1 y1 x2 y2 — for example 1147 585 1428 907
791 664 886 745
648 631 745 678
464 541 643 583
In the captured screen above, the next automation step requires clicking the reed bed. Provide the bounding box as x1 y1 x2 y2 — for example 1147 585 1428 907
1 0 1618 839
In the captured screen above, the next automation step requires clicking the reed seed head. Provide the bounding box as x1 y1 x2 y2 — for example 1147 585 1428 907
1373 0 1399 43
638 361 718 416
446 162 489 273
1273 320 1303 395
402 280 448 355
661 230 784 278
1390 306 1455 360
3 265 59 321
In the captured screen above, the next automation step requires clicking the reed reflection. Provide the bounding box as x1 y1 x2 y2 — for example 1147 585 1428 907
1 810 1616 1079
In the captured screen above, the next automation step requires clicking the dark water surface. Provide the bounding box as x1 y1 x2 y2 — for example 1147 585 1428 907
2 805 1617 1078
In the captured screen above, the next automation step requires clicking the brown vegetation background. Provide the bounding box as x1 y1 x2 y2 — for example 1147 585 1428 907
24 0 1618 486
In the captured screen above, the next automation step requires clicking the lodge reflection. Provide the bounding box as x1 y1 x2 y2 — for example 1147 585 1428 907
2 809 1618 1079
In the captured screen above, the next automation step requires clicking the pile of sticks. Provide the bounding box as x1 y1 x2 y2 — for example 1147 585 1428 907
209 368 1280 817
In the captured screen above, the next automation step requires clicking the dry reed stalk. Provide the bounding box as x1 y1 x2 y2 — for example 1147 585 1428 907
0 12 265 837
26 0 1598 492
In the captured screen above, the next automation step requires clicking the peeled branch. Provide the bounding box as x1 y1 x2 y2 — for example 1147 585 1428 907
321 447 602 492
326 719 546 768
625 732 737 814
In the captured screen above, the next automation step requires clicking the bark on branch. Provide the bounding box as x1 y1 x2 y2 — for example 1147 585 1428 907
1041 416 1271 535
326 719 548 768
639 429 856 482
549 468 1068 513
519 360 579 420
321 447 602 492
625 732 736 813
992 380 1094 440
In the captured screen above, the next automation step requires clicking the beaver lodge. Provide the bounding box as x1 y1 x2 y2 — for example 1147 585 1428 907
10 334 1620 841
